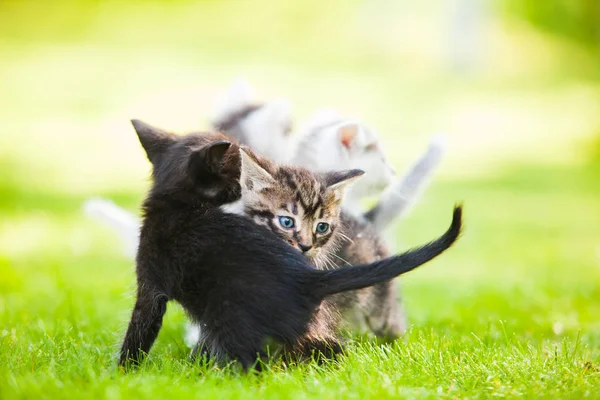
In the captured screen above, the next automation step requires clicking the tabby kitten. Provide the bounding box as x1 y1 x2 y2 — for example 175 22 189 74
217 149 408 339
222 149 355 267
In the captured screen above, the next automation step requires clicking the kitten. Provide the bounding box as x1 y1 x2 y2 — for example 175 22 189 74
213 149 407 339
119 119 462 369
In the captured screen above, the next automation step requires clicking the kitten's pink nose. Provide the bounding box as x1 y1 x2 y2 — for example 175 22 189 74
298 243 312 253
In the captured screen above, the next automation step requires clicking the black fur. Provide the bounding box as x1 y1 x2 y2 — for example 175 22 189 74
119 120 463 370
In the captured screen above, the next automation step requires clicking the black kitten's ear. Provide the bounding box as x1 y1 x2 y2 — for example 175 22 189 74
131 119 177 163
188 140 232 178
323 169 365 202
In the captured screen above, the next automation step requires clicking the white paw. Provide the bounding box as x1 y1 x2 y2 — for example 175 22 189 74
184 322 202 349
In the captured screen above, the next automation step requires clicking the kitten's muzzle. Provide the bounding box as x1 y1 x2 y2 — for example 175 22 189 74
298 243 312 253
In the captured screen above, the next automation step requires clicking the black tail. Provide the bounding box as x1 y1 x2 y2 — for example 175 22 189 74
311 205 462 299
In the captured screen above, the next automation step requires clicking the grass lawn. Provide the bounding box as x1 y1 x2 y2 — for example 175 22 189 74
1 161 599 399
1 1 600 398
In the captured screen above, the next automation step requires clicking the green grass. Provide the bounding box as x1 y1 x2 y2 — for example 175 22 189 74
1 1 600 398
1 161 599 399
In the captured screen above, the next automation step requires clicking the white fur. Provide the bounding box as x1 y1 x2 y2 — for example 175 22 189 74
211 78 254 125
212 80 293 165
292 119 395 217
83 198 141 258
238 99 292 164
298 108 343 133
219 199 244 215
184 321 201 349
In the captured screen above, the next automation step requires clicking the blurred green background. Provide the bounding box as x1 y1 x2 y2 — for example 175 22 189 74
1 0 599 398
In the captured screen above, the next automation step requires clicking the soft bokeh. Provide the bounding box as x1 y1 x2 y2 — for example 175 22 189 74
1 1 599 398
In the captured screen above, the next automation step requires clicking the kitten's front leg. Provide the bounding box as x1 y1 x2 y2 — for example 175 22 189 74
119 285 168 368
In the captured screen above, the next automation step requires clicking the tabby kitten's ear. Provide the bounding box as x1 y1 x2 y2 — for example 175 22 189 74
239 148 275 192
188 140 232 179
324 169 365 201
131 119 177 164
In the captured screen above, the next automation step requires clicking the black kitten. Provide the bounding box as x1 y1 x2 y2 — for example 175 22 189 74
118 120 462 370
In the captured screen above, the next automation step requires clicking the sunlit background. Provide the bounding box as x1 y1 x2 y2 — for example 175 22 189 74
1 0 599 397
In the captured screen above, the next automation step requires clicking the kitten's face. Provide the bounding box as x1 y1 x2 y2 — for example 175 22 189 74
296 121 395 199
335 123 395 195
224 149 363 267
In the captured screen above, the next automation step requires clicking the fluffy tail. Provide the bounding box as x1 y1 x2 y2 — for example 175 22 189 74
83 198 141 258
312 205 462 298
364 134 446 231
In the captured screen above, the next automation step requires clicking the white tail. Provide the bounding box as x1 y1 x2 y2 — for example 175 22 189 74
83 198 141 258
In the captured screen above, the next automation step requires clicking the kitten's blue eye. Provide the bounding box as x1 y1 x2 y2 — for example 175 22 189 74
316 222 330 234
278 216 295 229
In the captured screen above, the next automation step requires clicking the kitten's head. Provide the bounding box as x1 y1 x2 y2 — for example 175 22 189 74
132 119 241 205
238 99 292 157
212 83 292 164
297 118 396 201
229 148 363 266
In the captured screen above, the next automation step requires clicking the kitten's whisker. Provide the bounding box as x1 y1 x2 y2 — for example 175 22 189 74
313 254 325 270
337 232 353 244
321 253 338 270
325 250 353 267
315 253 334 270
323 256 335 271
324 258 336 270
